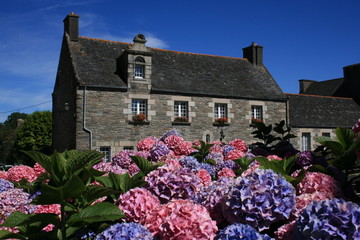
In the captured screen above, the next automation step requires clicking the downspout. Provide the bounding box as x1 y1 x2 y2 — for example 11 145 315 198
83 86 93 150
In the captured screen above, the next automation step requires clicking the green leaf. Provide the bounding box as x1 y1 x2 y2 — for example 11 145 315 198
278 156 296 174
256 157 286 175
233 157 254 170
321 140 345 156
67 202 125 225
1 211 31 227
109 172 133 194
82 185 119 203
130 156 163 175
289 169 306 186
336 127 355 149
204 158 216 165
64 150 104 177
0 230 26 240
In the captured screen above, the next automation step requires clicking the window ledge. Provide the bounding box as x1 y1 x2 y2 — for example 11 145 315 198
213 123 230 126
129 121 150 125
172 122 191 126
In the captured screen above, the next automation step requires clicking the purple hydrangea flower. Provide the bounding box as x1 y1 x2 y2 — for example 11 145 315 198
193 177 235 224
199 162 217 178
206 152 224 163
222 169 296 231
223 145 235 156
218 160 239 170
296 198 360 239
112 150 135 168
179 156 201 171
160 129 182 141
352 119 360 134
0 188 36 218
296 151 314 167
96 222 153 240
150 142 170 161
215 223 273 240
0 179 14 193
145 166 201 203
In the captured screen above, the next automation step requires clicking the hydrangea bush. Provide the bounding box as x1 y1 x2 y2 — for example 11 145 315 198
0 120 360 240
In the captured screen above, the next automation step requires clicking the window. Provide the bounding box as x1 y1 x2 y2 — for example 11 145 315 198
174 101 188 117
134 57 145 78
214 103 227 119
252 105 263 120
206 134 211 143
132 99 147 115
322 132 331 138
301 133 311 151
99 146 111 162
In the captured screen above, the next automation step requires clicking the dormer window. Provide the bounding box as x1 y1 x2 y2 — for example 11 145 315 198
134 57 145 78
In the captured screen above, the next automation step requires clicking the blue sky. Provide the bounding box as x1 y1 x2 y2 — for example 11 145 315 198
1 0 360 122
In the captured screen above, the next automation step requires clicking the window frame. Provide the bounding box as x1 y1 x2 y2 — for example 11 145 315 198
131 99 147 116
99 146 111 162
174 101 188 118
301 132 311 151
214 103 227 119
134 57 145 78
251 105 263 120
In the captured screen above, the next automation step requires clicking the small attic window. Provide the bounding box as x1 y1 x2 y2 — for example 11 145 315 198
134 57 145 78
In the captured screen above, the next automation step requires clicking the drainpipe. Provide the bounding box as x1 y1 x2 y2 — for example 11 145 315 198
83 86 93 150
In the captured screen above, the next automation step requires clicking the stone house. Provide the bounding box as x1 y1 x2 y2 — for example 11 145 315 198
52 13 288 159
52 13 360 158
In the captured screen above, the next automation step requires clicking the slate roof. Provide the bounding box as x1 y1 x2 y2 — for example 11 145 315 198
68 36 286 101
302 78 344 96
286 93 360 128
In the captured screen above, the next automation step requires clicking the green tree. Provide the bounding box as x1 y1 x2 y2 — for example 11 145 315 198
14 111 52 165
0 112 28 165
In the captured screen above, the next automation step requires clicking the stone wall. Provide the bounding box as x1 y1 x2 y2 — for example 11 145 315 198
75 88 287 157
290 127 336 151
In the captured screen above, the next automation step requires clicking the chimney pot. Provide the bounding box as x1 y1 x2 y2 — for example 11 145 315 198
243 43 263 66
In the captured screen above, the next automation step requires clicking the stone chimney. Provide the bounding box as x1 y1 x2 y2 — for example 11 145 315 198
243 42 263 66
298 79 317 93
342 63 360 104
63 12 79 41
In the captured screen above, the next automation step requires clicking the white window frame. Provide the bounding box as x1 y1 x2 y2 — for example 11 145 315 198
132 99 147 115
99 146 111 162
174 101 188 117
214 103 227 119
251 105 263 120
301 132 311 151
134 57 145 78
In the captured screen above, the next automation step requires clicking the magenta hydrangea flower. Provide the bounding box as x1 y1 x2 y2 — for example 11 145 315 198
297 171 342 197
228 139 248 152
217 167 236 178
0 188 36 218
137 136 159 151
222 169 296 231
145 165 201 203
117 187 160 223
155 199 218 240
33 162 46 177
172 141 195 156
295 151 314 167
296 198 360 239
163 135 184 150
193 177 235 224
275 220 296 240
267 154 282 161
196 169 212 187
112 150 135 168
6 165 37 183
93 160 128 175
34 204 61 215
0 171 7 180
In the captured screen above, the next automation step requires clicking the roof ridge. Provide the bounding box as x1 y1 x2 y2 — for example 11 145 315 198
285 93 353 100
78 36 247 61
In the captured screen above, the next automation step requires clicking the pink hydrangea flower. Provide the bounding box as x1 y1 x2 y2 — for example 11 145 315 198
93 160 128 175
229 139 248 152
157 200 218 240
267 155 282 161
210 143 223 154
297 171 342 197
218 167 236 178
35 204 61 215
225 150 245 161
144 199 217 239
173 141 195 156
0 171 7 180
275 220 296 240
192 139 201 148
163 135 184 150
33 163 46 177
294 192 333 218
118 187 160 223
196 169 212 187
241 160 261 177
137 136 159 151
6 165 37 183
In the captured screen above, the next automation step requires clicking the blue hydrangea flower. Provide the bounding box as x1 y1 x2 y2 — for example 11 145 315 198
150 142 170 161
296 198 360 239
0 179 14 193
215 223 273 240
222 169 296 231
96 222 153 240
160 129 182 141
223 145 235 156
180 156 201 170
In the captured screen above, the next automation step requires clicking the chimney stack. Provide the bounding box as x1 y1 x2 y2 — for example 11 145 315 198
63 12 79 41
298 79 317 93
243 42 263 66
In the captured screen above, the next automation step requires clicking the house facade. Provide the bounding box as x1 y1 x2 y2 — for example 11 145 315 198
52 13 360 158
52 13 287 158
